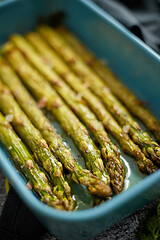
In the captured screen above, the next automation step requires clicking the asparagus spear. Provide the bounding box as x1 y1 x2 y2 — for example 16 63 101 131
25 32 157 174
38 25 160 165
0 81 73 210
57 25 160 142
12 33 125 194
0 112 64 210
2 42 113 198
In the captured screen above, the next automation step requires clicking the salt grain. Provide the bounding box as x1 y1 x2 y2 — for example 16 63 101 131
5 114 13 123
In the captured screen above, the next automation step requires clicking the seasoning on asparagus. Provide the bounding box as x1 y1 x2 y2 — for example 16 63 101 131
0 81 74 211
0 112 64 210
23 32 157 174
2 42 113 198
38 25 160 165
57 25 160 142
12 33 125 194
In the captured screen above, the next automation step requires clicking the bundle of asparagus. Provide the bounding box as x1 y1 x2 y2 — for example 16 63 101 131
9 34 125 194
0 56 113 198
0 23 159 211
57 26 160 143
0 112 64 210
0 81 74 210
1 43 113 198
16 32 156 175
38 25 160 165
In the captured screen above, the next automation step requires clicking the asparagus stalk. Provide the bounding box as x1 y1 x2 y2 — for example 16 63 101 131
25 32 157 174
13 33 125 194
0 112 64 210
38 25 160 165
2 42 113 198
57 25 160 142
0 81 73 211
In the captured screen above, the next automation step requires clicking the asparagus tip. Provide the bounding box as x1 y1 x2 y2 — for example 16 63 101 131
42 195 65 210
88 175 113 197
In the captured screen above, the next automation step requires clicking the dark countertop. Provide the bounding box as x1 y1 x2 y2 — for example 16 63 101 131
0 170 159 240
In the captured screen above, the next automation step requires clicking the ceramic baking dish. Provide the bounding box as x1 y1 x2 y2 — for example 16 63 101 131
0 0 160 239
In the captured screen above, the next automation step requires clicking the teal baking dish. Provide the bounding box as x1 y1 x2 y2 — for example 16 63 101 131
0 0 160 239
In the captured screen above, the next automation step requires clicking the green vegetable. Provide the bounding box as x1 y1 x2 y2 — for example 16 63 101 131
13 33 125 194
2 42 113 198
0 81 73 210
0 112 64 210
57 25 160 143
38 25 160 165
24 29 157 175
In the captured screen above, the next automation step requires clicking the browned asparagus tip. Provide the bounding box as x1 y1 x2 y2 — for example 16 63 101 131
145 159 158 174
42 196 65 210
89 176 113 198
68 197 75 211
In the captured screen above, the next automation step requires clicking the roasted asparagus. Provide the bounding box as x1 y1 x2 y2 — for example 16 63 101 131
0 81 74 210
20 32 157 174
0 56 113 197
11 34 125 194
57 25 160 142
38 25 160 165
0 112 64 210
2 42 113 198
